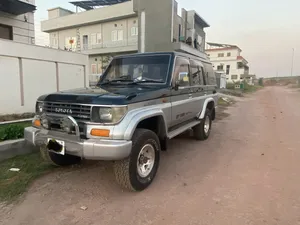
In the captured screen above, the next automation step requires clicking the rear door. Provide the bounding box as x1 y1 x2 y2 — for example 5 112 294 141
203 63 218 101
189 59 207 117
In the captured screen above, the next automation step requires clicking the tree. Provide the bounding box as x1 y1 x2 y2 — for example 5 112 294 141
101 55 113 72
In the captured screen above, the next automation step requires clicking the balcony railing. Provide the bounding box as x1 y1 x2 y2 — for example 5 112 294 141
82 37 138 51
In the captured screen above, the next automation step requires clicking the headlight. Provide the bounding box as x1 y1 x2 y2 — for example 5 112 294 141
35 102 44 114
91 106 127 123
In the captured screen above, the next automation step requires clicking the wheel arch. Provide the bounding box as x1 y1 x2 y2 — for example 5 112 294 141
199 97 216 120
124 109 168 142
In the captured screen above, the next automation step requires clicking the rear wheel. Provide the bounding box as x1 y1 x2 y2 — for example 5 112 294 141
193 108 212 140
114 129 160 191
40 146 81 166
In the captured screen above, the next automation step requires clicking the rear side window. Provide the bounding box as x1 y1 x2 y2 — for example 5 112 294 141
173 57 190 87
204 63 216 85
190 59 204 86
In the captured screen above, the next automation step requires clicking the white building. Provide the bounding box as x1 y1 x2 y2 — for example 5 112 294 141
205 42 251 83
0 0 36 44
42 0 138 76
41 0 210 79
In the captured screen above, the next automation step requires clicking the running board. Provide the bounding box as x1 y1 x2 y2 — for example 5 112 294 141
167 120 200 139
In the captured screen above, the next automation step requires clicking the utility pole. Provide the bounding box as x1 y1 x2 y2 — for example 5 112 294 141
291 48 295 76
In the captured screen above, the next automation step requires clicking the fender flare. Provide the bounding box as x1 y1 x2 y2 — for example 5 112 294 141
123 108 168 140
198 97 215 119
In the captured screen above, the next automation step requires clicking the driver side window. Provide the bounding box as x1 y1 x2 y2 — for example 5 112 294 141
174 57 190 87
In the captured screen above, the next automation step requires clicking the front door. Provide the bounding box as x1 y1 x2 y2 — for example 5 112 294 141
170 57 194 128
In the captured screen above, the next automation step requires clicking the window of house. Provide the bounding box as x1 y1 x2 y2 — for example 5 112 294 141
91 64 97 74
190 60 204 85
231 75 238 80
174 57 190 87
227 52 231 57
217 65 223 71
0 24 12 40
218 53 224 57
111 30 118 41
112 30 124 41
131 27 138 36
237 62 244 69
226 65 230 75
91 33 102 45
117 30 123 41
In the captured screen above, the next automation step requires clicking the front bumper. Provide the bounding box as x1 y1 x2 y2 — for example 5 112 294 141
24 127 132 160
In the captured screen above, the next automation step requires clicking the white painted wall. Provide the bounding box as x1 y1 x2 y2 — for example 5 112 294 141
41 1 135 32
0 0 35 44
0 39 89 115
48 17 138 52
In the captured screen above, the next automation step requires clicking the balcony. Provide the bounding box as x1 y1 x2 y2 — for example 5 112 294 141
81 37 138 55
0 0 36 15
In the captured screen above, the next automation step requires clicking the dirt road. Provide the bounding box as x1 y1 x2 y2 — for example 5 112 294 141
2 86 300 225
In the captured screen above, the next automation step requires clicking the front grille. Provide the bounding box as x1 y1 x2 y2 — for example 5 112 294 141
43 102 91 121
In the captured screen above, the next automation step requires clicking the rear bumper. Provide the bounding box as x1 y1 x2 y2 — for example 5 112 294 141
24 127 132 160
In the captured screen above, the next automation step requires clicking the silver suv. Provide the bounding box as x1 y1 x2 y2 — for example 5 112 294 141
25 51 218 191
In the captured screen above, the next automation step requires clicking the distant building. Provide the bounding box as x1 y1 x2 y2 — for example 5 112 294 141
206 42 253 83
41 0 210 76
0 0 36 44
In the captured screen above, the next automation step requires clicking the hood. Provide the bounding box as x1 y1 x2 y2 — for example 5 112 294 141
37 85 170 105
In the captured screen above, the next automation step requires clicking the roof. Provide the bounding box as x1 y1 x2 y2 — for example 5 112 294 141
70 0 130 10
237 56 248 64
206 42 242 52
192 11 210 28
0 0 36 15
48 7 74 14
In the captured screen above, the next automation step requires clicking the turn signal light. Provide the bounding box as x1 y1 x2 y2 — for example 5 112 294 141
33 119 41 127
90 129 110 137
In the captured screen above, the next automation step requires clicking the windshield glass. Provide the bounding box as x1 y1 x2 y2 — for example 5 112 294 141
99 55 171 84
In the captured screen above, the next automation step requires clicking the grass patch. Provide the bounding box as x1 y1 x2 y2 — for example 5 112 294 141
0 122 31 142
243 84 262 93
218 96 235 106
219 89 244 97
218 97 230 106
0 153 55 203
0 113 34 122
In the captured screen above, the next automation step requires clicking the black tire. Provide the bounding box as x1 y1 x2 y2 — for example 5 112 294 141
193 108 212 140
113 128 160 191
40 146 81 166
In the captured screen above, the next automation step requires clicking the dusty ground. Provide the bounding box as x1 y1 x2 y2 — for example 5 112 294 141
1 86 300 225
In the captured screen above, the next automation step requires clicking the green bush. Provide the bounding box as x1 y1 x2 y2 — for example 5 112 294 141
0 123 31 142
226 82 235 89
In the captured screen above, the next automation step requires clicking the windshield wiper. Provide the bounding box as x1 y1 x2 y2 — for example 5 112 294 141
128 79 165 85
100 78 134 85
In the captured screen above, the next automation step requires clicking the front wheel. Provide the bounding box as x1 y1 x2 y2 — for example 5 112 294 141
193 108 212 140
113 129 160 191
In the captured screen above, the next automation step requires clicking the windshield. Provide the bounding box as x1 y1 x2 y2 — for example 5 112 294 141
98 55 171 84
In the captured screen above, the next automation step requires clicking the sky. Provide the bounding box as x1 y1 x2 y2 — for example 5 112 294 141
34 0 300 78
